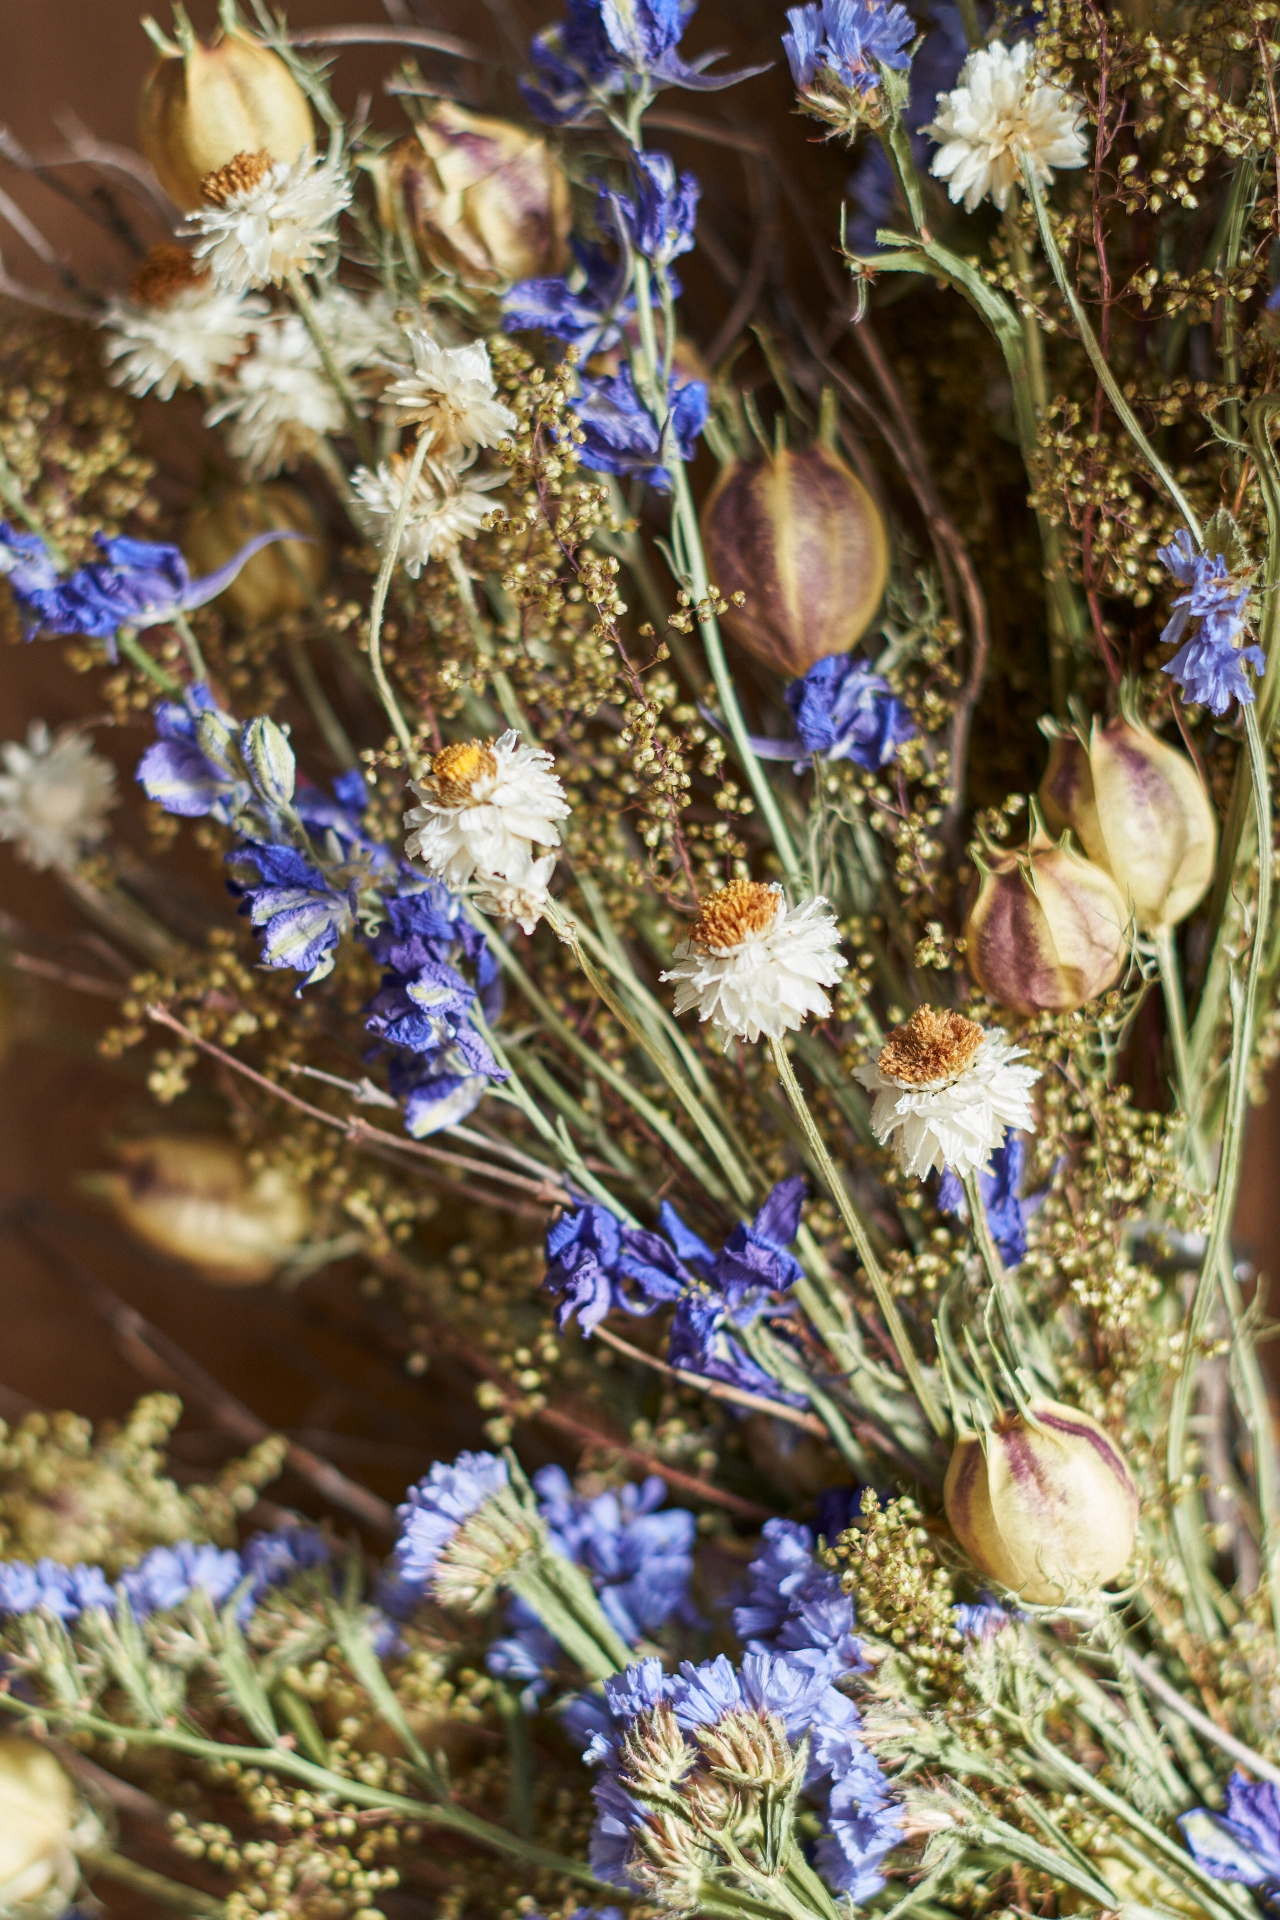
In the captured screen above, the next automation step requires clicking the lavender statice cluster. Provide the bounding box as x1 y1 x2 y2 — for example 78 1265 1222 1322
782 0 916 97
0 1526 329 1624
745 650 915 771
1158 530 1264 717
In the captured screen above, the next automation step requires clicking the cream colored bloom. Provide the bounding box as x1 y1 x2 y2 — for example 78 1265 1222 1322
404 732 569 886
205 313 343 475
101 282 267 399
385 331 517 452
855 1006 1039 1179
661 880 846 1047
926 40 1087 214
187 149 351 291
472 851 557 935
352 451 506 577
0 1734 98 1919
310 285 404 389
0 723 117 871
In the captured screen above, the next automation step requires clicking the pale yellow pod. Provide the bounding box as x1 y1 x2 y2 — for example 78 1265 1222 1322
184 483 327 629
101 1136 311 1285
139 26 313 211
0 1736 78 1913
944 1399 1139 1605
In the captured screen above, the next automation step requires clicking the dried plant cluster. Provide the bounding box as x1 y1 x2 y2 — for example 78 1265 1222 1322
2 2 1280 1919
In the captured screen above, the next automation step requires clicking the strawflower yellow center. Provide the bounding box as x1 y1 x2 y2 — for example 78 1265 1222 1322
878 1006 983 1085
201 150 274 206
428 739 497 806
130 243 207 307
690 879 781 952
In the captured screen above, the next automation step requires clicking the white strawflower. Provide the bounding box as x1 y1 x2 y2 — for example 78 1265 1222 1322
352 451 507 577
472 852 557 936
0 722 117 871
385 331 517 452
187 149 351 292
311 284 405 390
205 313 344 476
925 40 1088 214
854 1006 1039 1180
101 246 268 399
661 880 846 1047
404 732 569 887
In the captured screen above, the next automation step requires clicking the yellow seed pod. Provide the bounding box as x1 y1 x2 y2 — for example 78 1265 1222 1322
139 20 312 211
183 482 326 628
99 1136 311 1285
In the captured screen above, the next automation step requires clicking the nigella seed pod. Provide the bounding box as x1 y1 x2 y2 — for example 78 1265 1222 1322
95 1136 311 1285
944 1399 1139 1604
0 1735 88 1910
139 22 312 212
964 823 1130 1016
701 442 888 676
375 106 571 289
183 484 326 629
1039 711 1217 931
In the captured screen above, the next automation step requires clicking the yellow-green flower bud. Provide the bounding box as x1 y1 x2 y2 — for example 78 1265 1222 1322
944 1399 1139 1604
375 106 571 289
183 483 326 629
0 1736 88 1918
701 443 888 677
98 1136 311 1285
139 22 312 211
964 825 1130 1015
1039 712 1217 932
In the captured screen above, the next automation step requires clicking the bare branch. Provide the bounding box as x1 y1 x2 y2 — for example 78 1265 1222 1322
288 23 487 61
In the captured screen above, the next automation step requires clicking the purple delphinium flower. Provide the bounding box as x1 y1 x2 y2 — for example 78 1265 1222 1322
0 523 303 649
534 1465 700 1644
0 1558 114 1621
1158 529 1264 717
1180 1775 1280 1888
783 0 915 94
742 653 914 772
938 1137 1029 1266
118 1542 245 1615
136 683 250 823
229 840 354 982
503 240 630 355
394 1451 510 1591
615 151 700 266
571 366 709 490
543 1201 686 1335
522 0 768 127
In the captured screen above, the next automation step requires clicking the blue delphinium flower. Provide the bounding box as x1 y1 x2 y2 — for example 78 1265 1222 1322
0 1558 114 1621
118 1542 246 1615
230 841 355 983
1158 529 1264 717
543 1200 686 1334
1180 1775 1280 1890
572 366 709 490
616 151 700 266
938 1136 1028 1266
136 683 251 823
503 240 630 355
395 1451 511 1590
740 652 914 771
0 523 303 649
523 0 768 127
783 0 915 93
535 1465 700 1643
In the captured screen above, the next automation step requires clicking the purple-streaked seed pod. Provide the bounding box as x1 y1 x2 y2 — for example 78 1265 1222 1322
700 443 888 677
139 23 312 213
375 105 571 290
943 1399 1139 1605
1039 712 1217 932
964 828 1130 1016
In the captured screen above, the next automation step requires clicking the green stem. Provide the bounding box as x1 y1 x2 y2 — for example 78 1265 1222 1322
770 1036 949 1437
168 608 208 683
960 1168 1057 1388
288 271 377 468
1022 164 1202 542
116 627 181 693
366 431 430 761
287 635 359 769
493 1682 534 1839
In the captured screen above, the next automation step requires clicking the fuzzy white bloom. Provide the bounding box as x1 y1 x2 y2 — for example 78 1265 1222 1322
205 313 344 476
0 722 117 872
0 1734 97 1918
101 282 268 399
661 880 846 1047
404 732 569 887
472 852 557 936
187 149 351 292
385 332 518 452
854 1006 1039 1180
926 40 1087 213
310 285 405 387
352 451 507 577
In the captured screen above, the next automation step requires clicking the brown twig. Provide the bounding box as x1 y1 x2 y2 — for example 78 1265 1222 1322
2 1207 397 1536
8 951 127 998
593 1322 827 1434
288 23 486 59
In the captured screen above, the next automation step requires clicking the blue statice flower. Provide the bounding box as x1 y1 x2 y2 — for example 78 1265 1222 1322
486 1592 562 1707
755 652 915 770
535 1465 700 1643
572 366 709 490
615 151 700 267
394 1451 511 1591
783 0 914 94
0 1558 114 1621
1158 529 1264 717
0 523 303 650
230 841 355 984
118 1542 245 1615
136 683 251 823
523 0 768 127
953 1597 1012 1639
734 1518 866 1675
844 2 968 252
241 1526 331 1599
1180 1775 1280 1889
938 1137 1029 1266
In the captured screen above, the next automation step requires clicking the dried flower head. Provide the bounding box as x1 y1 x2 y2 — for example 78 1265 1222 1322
204 313 343 475
384 331 518 452
855 1007 1039 1179
187 149 350 291
0 721 117 871
101 259 267 401
926 40 1087 213
662 882 847 1046
351 450 507 578
404 730 569 886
